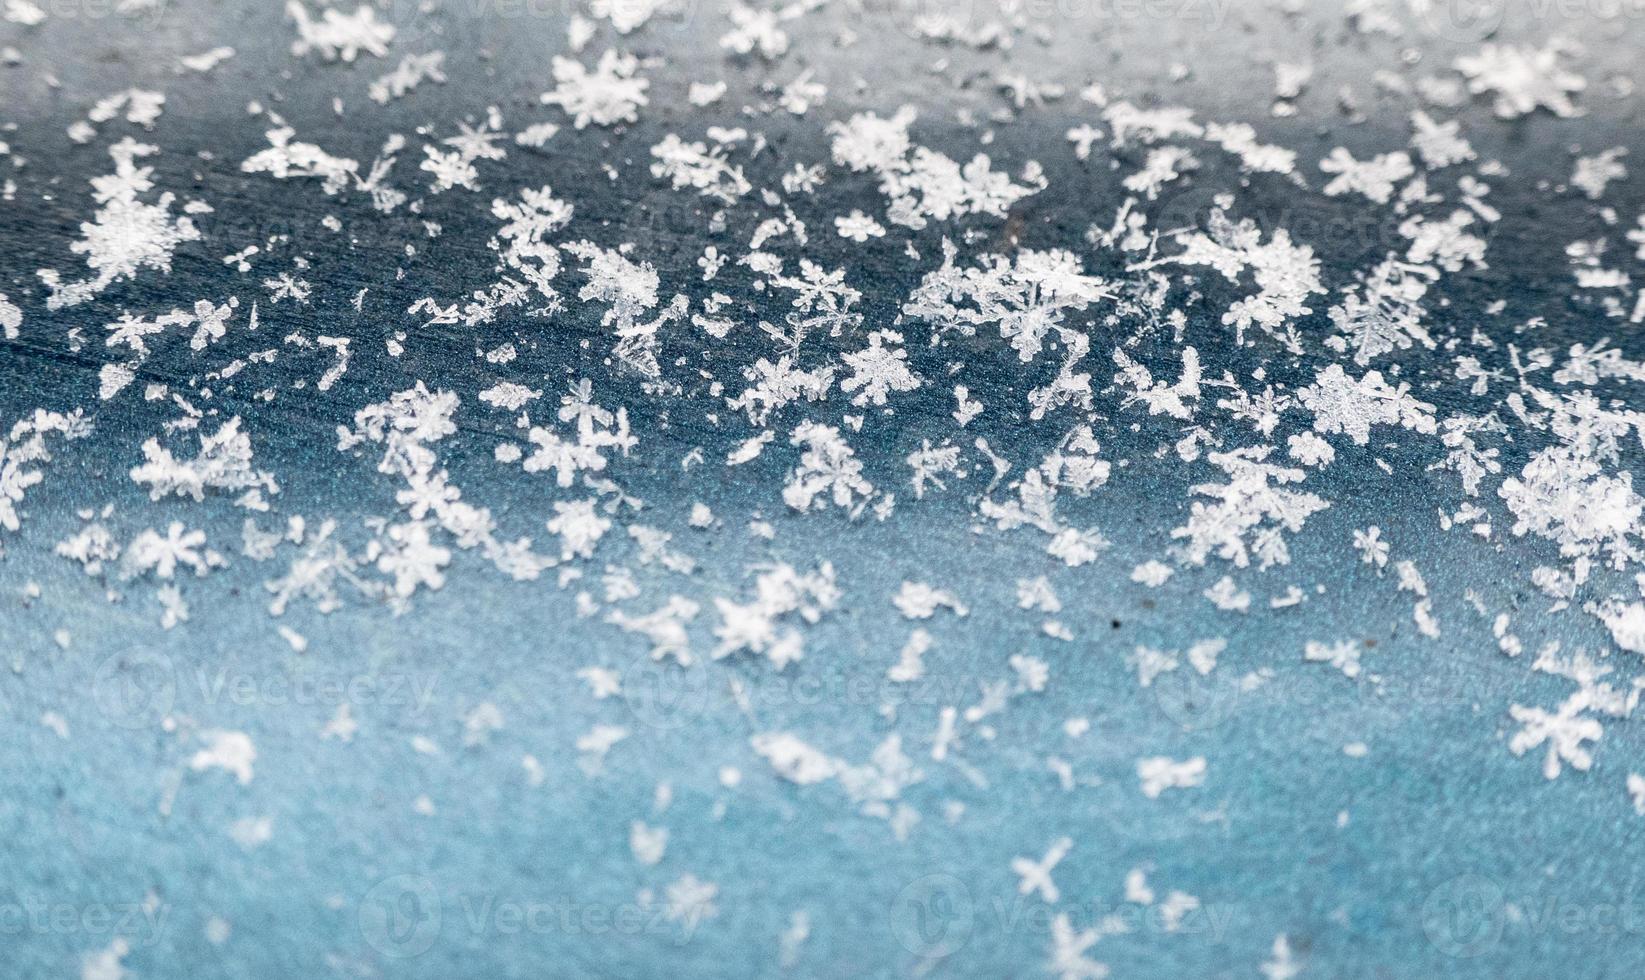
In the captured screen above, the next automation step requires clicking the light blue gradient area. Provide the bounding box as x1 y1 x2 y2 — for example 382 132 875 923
5 377 1644 978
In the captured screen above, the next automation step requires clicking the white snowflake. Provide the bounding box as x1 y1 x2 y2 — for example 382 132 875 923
1455 42 1586 119
540 50 649 128
39 139 201 309
840 330 920 407
782 422 874 513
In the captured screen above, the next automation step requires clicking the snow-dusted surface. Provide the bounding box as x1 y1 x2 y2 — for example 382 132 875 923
3 0 1645 976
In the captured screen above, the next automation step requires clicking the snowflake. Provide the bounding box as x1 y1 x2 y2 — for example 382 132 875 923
1400 210 1487 272
1319 147 1414 204
0 436 45 532
1113 346 1204 420
828 106 1039 224
767 259 863 344
540 50 649 128
1498 446 1642 562
479 184 572 307
751 731 840 784
840 330 920 407
369 52 447 104
1352 526 1389 568
904 240 1111 362
1205 122 1297 174
241 126 360 195
286 1 394 62
713 562 838 667
1408 111 1475 169
719 4 788 59
1297 364 1437 446
650 133 751 202
372 520 451 597
833 209 885 242
339 382 459 480
524 423 619 488
1102 101 1202 146
727 356 835 424
1509 694 1603 779
906 440 963 499
264 519 368 616
1137 756 1206 797
546 499 612 560
608 595 700 664
1571 147 1627 200
1160 208 1323 346
1011 837 1071 903
783 422 874 513
1304 639 1363 679
1455 42 1586 119
122 522 220 580
39 139 201 309
828 106 915 174
893 581 967 619
1171 447 1330 569
1048 527 1109 567
56 519 122 575
1122 146 1197 200
130 417 279 506
1046 914 1109 980
1328 257 1437 364
565 240 680 376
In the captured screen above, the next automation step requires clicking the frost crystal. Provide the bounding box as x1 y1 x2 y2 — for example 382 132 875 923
541 50 650 128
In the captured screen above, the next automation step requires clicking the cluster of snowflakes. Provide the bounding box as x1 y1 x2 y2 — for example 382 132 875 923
4 0 1645 976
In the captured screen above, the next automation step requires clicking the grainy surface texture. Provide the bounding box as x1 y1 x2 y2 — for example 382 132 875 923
2 0 1645 977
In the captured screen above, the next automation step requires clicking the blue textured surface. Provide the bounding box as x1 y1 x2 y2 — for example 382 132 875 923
4 1 1645 978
